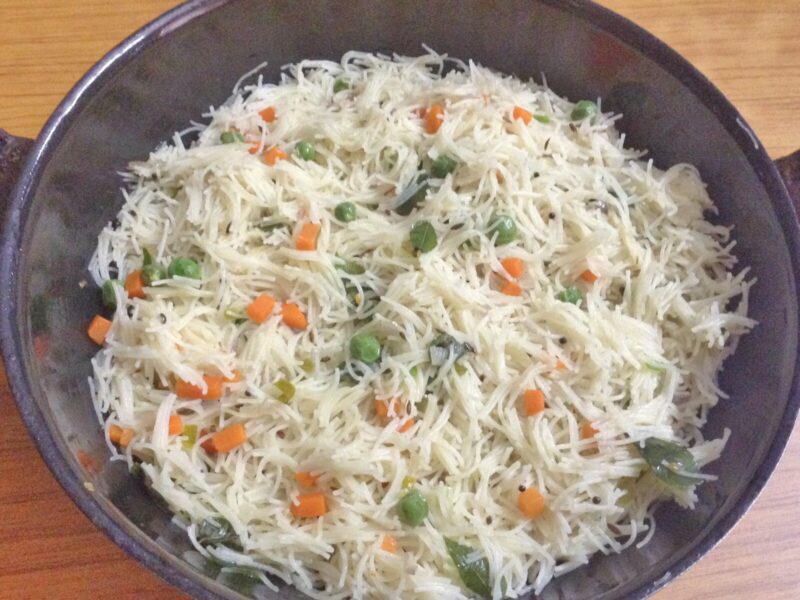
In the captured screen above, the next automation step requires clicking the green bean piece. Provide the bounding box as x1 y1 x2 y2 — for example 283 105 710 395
274 379 296 403
101 280 123 309
333 78 350 93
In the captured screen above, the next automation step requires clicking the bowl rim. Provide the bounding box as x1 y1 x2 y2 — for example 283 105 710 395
2 1 799 599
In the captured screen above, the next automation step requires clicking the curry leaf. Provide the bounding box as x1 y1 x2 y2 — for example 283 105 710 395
393 173 429 215
410 220 437 253
444 537 491 599
639 438 700 487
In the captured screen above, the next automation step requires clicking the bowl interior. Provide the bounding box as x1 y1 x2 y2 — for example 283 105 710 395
5 1 799 599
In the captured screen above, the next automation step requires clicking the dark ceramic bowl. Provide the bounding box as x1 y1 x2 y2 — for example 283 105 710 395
2 1 799 599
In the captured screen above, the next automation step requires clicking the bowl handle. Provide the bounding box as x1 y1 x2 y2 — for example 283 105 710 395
776 150 800 208
0 129 34 225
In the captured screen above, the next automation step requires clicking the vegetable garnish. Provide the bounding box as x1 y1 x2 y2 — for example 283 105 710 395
512 105 532 125
247 293 276 324
350 333 381 364
87 315 112 345
296 222 321 251
290 493 328 518
124 270 146 299
393 173 429 215
639 438 701 487
523 389 546 416
410 220 437 253
176 375 225 401
259 106 276 122
263 146 287 165
295 140 316 161
518 487 546 518
397 489 428 526
424 104 445 134
444 537 491 599
571 99 598 121
488 214 517 246
334 201 357 222
557 286 582 305
281 303 308 330
295 471 319 487
208 423 247 453
500 257 524 279
168 258 201 279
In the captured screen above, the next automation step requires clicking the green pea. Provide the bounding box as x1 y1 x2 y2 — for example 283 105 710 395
295 141 316 161
397 489 429 526
301 358 315 373
534 114 551 124
430 155 458 179
220 131 245 144
142 264 167 286
336 259 366 275
488 215 517 246
557 286 582 305
350 333 381 364
410 220 437 253
401 475 416 489
168 257 202 280
335 202 357 223
571 100 597 121
101 280 122 309
333 78 350 93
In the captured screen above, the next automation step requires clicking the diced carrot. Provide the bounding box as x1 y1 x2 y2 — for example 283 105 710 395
125 270 145 299
580 269 599 283
175 375 225 401
259 106 276 123
295 471 319 488
495 170 505 184
397 418 415 433
119 429 135 448
281 302 308 330
523 389 546 416
518 487 546 518
500 257 524 279
168 415 184 436
200 428 215 452
247 293 276 324
209 423 247 453
248 143 261 155
581 422 598 440
109 424 123 444
87 315 112 346
500 280 522 296
381 535 398 553
425 104 445 134
110 425 135 448
290 493 328 518
375 398 401 422
263 146 287 166
513 105 532 125
295 222 321 251
556 360 567 370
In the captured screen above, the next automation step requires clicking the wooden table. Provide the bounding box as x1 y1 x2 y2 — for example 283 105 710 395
1 1 799 598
